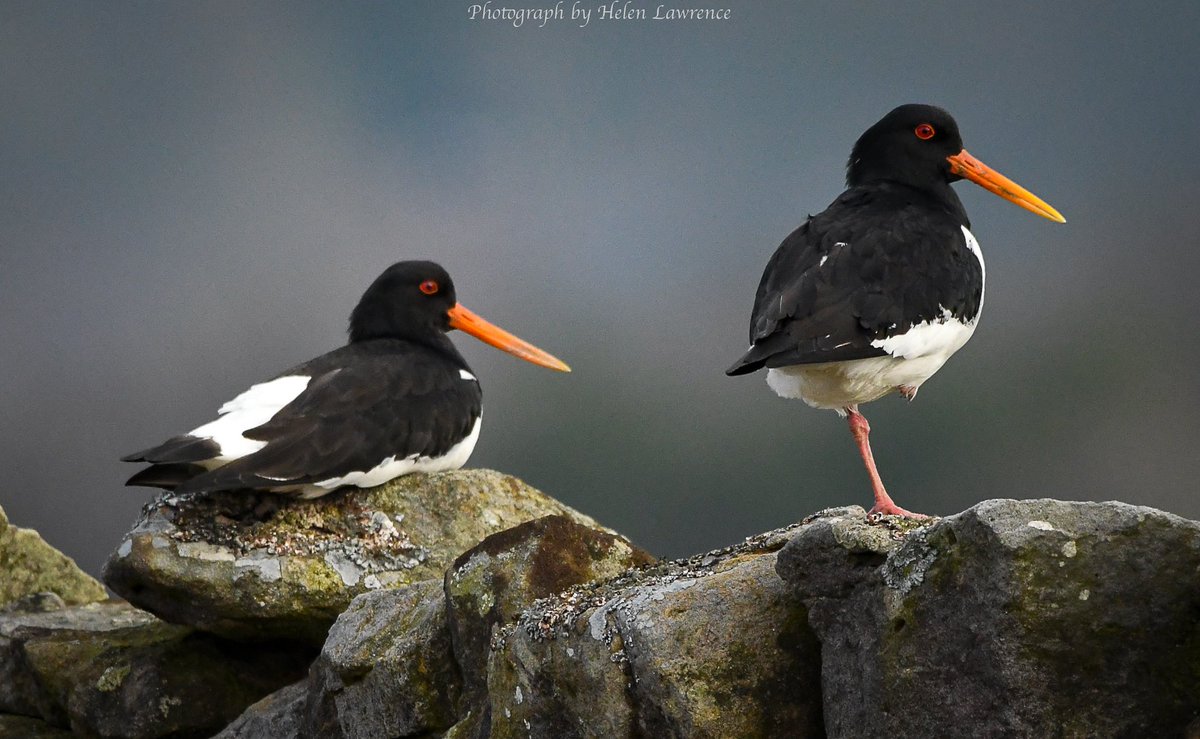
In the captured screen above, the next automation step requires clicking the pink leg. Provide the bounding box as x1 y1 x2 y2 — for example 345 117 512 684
845 407 927 518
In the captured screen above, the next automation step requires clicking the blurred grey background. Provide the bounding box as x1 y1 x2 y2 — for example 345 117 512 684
3 1 1199 577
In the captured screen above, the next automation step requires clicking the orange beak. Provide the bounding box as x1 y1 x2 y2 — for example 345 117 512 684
947 150 1066 223
448 303 571 372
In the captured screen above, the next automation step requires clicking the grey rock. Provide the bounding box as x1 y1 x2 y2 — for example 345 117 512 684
0 503 106 607
446 515 655 703
0 599 311 738
484 524 823 738
777 498 1200 738
305 580 461 738
104 469 613 643
213 681 308 739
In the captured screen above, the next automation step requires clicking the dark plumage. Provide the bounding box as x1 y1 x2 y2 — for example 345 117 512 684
123 261 569 498
727 181 984 374
727 104 1063 517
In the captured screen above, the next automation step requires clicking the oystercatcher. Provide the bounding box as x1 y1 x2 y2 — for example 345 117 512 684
122 260 569 498
727 104 1064 517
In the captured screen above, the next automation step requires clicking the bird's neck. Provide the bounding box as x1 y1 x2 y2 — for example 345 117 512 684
349 330 473 372
856 178 971 228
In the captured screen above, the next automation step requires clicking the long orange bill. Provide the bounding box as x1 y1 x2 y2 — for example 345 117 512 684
448 303 571 372
947 149 1066 223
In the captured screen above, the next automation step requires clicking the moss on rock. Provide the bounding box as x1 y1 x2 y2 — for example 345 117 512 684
0 504 105 607
104 469 614 643
1 600 311 738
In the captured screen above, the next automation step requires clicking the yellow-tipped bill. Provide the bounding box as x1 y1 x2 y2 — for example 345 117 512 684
947 149 1066 223
448 303 571 372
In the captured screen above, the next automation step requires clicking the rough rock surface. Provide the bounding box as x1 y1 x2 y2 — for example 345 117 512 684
0 713 73 738
0 503 106 607
776 499 1200 738
212 681 309 739
104 469 611 642
0 598 311 738
13 487 1200 738
478 524 824 739
446 515 656 704
221 516 654 739
305 579 461 738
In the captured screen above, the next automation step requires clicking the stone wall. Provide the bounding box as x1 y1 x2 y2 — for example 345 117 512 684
2 475 1198 737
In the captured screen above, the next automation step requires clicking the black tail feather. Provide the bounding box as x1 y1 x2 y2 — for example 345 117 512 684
124 463 208 489
121 435 220 464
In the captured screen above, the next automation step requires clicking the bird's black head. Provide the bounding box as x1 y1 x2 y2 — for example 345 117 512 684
349 260 458 344
846 104 964 190
347 260 571 371
845 104 1065 223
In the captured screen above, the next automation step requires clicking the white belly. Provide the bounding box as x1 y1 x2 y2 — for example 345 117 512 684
765 225 984 412
767 350 964 412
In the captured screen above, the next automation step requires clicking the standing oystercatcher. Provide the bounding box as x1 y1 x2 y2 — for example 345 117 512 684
122 260 569 498
727 104 1064 517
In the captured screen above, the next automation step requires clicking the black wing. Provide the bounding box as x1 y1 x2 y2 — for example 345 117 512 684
727 185 982 375
172 345 481 495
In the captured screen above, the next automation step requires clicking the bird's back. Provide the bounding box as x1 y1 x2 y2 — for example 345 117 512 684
729 183 983 375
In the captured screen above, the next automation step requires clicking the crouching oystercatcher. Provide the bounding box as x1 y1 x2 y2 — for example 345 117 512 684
123 260 569 498
727 104 1064 517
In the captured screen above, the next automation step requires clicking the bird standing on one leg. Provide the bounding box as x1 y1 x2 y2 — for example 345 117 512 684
727 104 1064 517
122 260 570 498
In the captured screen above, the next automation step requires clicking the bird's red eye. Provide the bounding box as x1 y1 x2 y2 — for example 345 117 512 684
419 280 439 295
914 123 936 140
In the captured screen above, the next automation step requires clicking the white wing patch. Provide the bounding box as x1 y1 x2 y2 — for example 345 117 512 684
459 369 477 381
188 375 311 463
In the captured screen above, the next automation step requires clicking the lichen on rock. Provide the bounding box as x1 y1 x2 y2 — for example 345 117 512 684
481 522 824 739
0 598 310 738
776 498 1200 738
103 469 611 643
0 503 106 607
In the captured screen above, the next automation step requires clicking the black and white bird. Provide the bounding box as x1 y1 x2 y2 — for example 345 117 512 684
123 261 570 498
727 104 1064 517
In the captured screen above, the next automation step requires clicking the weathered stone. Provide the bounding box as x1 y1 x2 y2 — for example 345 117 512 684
446 515 655 703
305 580 461 738
104 469 614 642
212 681 308 739
0 599 311 738
0 713 73 738
777 499 1200 738
0 504 106 607
486 525 823 738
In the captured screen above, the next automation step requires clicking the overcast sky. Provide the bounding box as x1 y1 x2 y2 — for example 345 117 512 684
3 1 1199 575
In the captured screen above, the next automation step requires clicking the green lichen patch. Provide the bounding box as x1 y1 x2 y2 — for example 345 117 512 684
2 600 312 738
105 469 620 643
0 504 106 607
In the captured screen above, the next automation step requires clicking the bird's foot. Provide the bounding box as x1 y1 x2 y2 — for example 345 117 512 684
867 499 929 519
898 385 918 401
